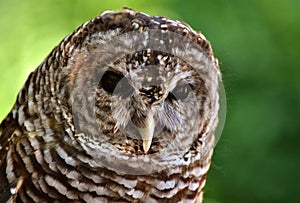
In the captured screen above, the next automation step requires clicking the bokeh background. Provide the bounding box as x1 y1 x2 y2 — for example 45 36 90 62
0 0 299 202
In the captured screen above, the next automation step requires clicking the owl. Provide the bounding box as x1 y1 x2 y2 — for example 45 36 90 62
0 8 220 202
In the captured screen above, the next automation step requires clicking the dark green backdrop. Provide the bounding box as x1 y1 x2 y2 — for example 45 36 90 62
1 0 299 202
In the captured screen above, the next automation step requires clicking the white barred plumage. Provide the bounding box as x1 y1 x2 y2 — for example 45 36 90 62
0 8 220 202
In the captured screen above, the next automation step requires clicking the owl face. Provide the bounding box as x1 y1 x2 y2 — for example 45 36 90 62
67 10 219 174
97 51 204 154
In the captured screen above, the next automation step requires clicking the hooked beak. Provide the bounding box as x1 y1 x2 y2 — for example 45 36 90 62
136 112 155 153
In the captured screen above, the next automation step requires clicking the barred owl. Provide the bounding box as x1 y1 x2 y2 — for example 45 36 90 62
0 8 220 202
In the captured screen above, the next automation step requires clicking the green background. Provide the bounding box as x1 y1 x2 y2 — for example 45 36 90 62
0 0 299 202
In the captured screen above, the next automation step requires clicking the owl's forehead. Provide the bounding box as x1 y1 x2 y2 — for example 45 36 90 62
112 50 194 88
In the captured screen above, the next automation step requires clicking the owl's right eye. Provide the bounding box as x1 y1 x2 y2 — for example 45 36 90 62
100 70 134 97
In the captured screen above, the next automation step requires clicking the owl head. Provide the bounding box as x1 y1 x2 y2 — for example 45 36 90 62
61 8 220 174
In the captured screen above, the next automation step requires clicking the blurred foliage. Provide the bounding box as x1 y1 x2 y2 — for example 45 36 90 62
0 0 299 202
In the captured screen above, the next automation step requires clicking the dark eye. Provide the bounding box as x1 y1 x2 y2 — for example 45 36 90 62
167 84 191 101
100 70 134 97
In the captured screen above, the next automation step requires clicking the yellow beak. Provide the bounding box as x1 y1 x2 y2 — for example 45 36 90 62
137 112 155 153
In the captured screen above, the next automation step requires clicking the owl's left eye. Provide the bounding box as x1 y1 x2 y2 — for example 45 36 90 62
167 83 192 101
100 70 134 97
